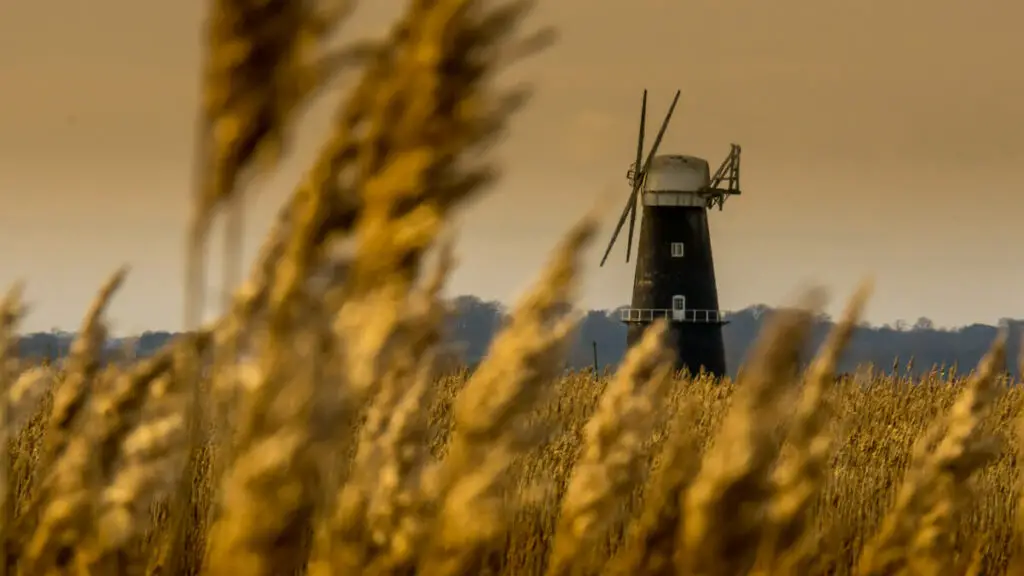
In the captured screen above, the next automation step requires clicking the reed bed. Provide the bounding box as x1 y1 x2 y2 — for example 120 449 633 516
6 335 1024 575
3 0 1023 574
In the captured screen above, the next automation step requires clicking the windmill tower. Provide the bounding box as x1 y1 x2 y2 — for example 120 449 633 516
600 89 742 377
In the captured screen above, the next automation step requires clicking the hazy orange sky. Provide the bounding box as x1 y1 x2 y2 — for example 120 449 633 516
3 0 1024 333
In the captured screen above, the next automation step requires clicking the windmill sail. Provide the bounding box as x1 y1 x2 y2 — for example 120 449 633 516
599 89 681 267
624 91 647 263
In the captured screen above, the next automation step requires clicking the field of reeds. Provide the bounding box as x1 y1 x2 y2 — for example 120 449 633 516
4 0 1024 574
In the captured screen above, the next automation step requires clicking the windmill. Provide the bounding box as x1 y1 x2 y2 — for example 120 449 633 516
600 89 742 377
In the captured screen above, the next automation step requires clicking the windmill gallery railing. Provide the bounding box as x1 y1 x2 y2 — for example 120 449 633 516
618 308 728 324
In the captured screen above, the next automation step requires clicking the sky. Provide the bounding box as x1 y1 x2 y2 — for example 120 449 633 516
2 0 1024 334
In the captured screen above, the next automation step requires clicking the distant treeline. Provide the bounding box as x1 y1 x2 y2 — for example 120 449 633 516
19 295 1023 378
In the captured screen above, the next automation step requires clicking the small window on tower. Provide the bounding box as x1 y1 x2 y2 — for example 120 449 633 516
670 242 685 258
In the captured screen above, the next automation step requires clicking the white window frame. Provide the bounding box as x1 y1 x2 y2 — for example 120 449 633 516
671 295 686 321
670 242 685 258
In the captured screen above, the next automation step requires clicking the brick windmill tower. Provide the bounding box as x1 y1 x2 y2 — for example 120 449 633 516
599 89 742 377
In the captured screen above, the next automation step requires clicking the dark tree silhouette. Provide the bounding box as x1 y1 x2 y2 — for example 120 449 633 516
17 299 1020 379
